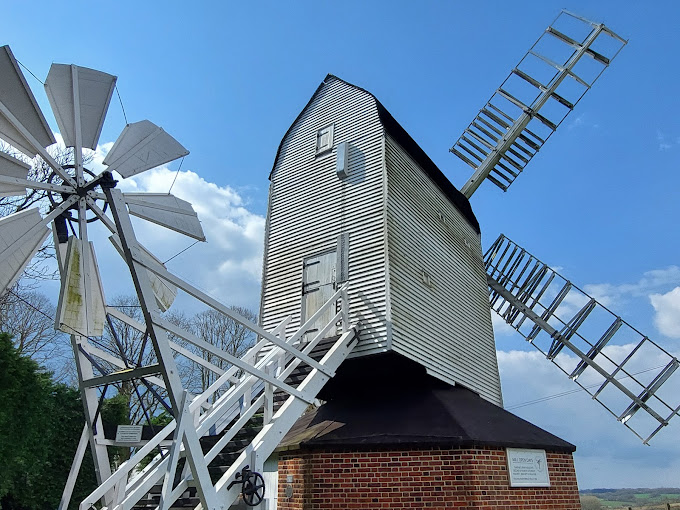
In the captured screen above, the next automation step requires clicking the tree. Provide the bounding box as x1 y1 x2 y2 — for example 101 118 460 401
0 332 97 510
0 289 69 378
580 495 603 510
190 306 257 398
96 295 168 464
98 298 257 423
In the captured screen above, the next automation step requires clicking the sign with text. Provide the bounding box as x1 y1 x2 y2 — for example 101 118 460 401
506 448 550 487
115 425 143 443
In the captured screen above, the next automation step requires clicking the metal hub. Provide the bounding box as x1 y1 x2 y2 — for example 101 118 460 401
47 166 116 225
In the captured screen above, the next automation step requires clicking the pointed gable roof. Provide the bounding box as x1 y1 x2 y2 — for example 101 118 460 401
270 74 480 234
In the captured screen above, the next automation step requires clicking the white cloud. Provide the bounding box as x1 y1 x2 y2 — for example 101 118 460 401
122 167 266 311
583 266 680 308
657 130 674 151
567 114 584 130
91 141 113 171
566 114 599 131
650 287 680 339
82 144 266 314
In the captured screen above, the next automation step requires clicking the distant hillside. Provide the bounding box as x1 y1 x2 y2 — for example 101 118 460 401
581 489 680 497
580 488 680 507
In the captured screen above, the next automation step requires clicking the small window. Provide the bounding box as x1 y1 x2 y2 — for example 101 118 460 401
316 124 334 155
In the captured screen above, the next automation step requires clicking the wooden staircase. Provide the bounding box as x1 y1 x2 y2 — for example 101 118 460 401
78 285 356 510
132 335 341 509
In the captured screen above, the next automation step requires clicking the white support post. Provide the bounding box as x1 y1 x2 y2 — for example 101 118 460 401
277 351 285 378
58 423 89 510
241 384 252 416
159 391 190 510
69 333 114 505
104 187 220 510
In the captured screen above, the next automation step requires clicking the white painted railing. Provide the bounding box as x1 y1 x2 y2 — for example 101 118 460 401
80 283 354 510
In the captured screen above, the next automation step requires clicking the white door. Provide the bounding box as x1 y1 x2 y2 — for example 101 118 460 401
262 453 279 510
301 249 336 340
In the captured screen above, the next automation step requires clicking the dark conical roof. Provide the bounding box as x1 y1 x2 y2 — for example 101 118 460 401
279 353 575 453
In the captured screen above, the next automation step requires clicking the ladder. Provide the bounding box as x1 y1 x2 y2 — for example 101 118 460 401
485 234 680 444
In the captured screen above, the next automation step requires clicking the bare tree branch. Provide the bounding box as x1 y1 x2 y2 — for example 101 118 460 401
0 285 71 381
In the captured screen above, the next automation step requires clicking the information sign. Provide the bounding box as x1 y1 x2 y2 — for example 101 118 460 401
506 448 550 487
115 425 143 443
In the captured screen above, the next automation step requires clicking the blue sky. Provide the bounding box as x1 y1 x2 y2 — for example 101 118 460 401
2 0 680 490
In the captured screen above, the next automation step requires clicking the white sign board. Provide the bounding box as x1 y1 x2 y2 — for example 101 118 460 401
115 425 143 443
506 448 550 487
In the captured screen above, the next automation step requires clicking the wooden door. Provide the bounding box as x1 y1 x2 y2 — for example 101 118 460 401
301 249 336 340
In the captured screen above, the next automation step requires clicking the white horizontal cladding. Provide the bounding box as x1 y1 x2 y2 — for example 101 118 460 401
261 77 388 355
385 134 502 406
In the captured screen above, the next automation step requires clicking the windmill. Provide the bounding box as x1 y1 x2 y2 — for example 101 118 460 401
0 46 357 510
450 10 679 444
0 8 677 510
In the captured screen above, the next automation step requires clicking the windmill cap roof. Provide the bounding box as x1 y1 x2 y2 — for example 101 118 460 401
269 74 480 235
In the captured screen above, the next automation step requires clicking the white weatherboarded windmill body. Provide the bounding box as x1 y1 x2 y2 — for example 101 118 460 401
256 11 679 509
260 74 502 406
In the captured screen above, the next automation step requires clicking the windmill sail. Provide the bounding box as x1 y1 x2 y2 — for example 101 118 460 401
0 150 31 197
103 120 189 178
451 11 627 197
55 238 107 337
45 64 117 150
485 234 680 444
0 208 51 294
124 193 205 241
0 45 56 157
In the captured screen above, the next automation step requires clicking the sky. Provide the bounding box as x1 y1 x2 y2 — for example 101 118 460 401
2 0 680 490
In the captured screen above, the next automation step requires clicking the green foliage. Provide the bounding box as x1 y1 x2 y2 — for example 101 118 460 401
0 332 49 500
101 392 133 467
149 411 173 428
0 333 97 510
101 392 131 426
580 495 603 510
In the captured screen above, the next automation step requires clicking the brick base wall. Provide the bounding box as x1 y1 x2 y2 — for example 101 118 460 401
277 446 579 510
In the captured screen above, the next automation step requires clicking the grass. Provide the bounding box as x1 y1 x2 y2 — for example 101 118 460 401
588 493 680 509
600 500 630 508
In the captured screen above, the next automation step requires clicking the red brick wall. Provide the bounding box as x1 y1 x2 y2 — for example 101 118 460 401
277 446 579 510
